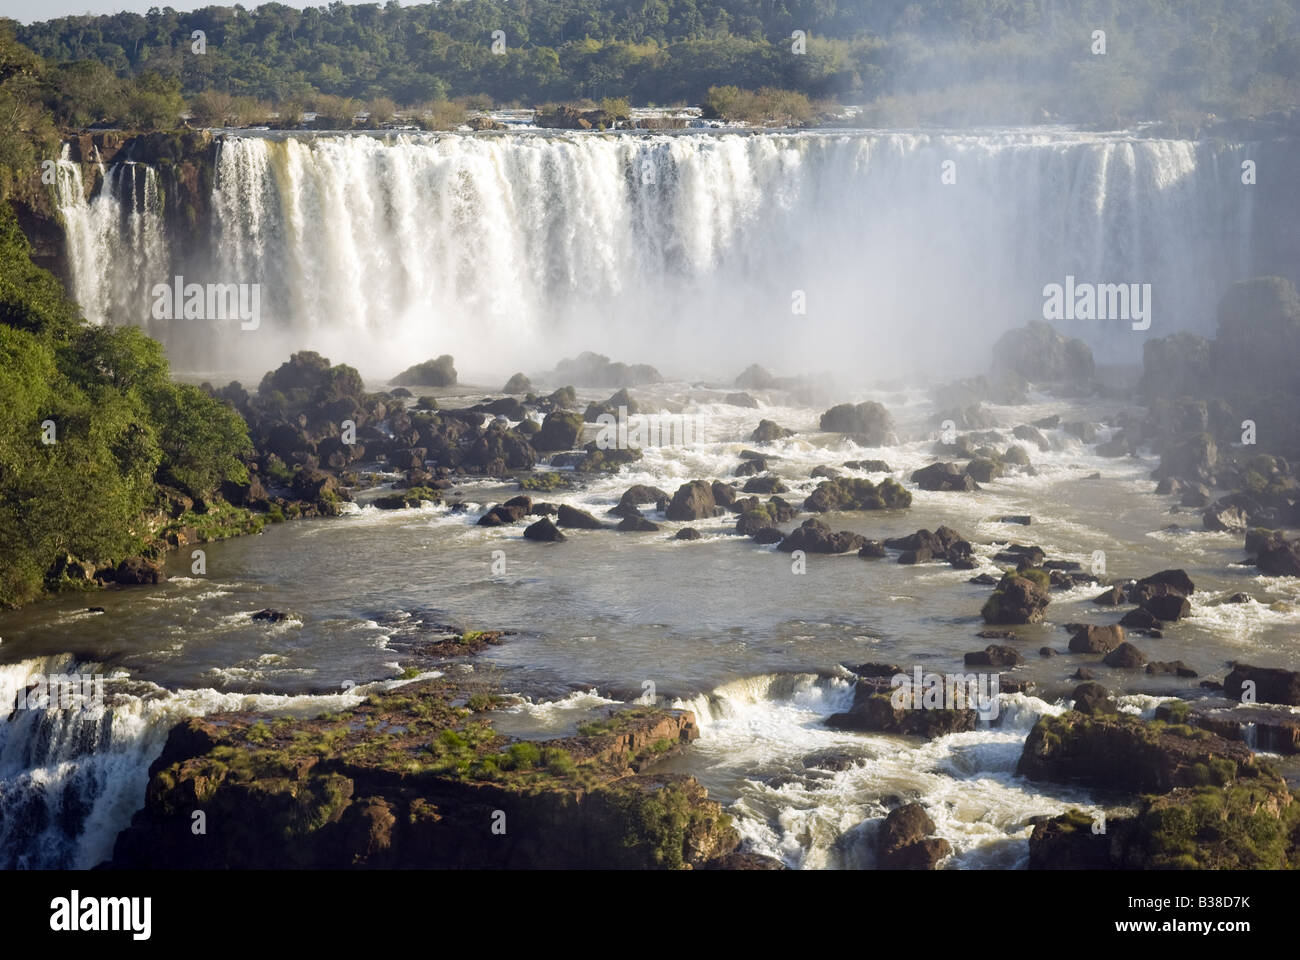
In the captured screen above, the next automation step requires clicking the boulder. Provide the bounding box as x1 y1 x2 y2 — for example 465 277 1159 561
1223 664 1300 706
876 803 950 870
992 321 1094 384
964 644 1023 667
523 517 566 541
533 412 584 452
1068 624 1125 654
1071 682 1115 715
777 518 866 555
556 504 605 529
805 477 912 512
981 571 1051 624
1102 642 1148 668
503 372 532 393
392 354 457 387
665 481 718 521
912 462 979 492
750 419 794 443
819 401 894 444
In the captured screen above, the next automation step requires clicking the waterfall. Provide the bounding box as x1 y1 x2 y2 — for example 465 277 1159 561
57 129 1271 380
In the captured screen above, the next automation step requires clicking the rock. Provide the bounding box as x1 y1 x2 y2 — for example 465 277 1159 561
619 484 669 508
1155 476 1183 495
1071 681 1113 714
114 557 164 585
1068 624 1125 654
964 644 1023 667
741 475 788 495
992 544 1046 568
1142 594 1191 622
843 459 891 472
912 462 979 492
1118 608 1161 630
826 678 975 738
734 364 776 390
819 402 894 444
392 354 457 387
1092 584 1124 605
533 412 584 452
805 477 912 511
981 571 1051 624
752 527 784 544
1257 538 1300 576
1223 592 1251 604
968 573 998 585
734 457 766 477
1154 433 1217 484
478 501 529 526
877 803 950 870
1001 515 1032 525
1102 642 1148 668
1141 331 1212 400
992 321 1094 384
1016 711 1256 793
710 482 737 511
251 608 294 622
777 518 865 555
1026 810 1112 869
700 852 787 870
1063 421 1098 443
665 480 718 521
964 458 1003 483
1180 484 1211 507
809 465 841 480
858 540 887 558
556 504 605 529
1223 664 1300 705
523 518 566 541
723 392 758 408
1146 661 1198 677
750 419 793 443
503 372 532 393
1137 569 1195 597
552 352 661 388
617 516 660 532
1072 668 1095 680
674 528 701 541
1013 424 1051 451
582 387 640 422
1039 647 1057 657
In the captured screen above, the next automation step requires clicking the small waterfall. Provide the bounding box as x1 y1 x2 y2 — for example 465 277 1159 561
0 656 371 869
55 145 169 330
57 129 1276 378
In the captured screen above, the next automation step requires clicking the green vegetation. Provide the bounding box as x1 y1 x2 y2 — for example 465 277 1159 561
3 1 1295 136
0 205 252 606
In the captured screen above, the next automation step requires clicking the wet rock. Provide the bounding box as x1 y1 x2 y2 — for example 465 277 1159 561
750 419 793 443
619 484 670 509
742 475 788 495
805 476 912 511
1092 584 1125 605
1039 647 1057 657
674 528 701 541
1102 642 1148 669
1001 515 1032 525
665 480 718 521
911 461 979 492
964 644 1023 667
858 540 887 559
1068 624 1125 654
1119 608 1161 630
523 517 566 541
819 401 894 444
617 516 660 533
734 457 767 477
1203 503 1249 532
251 608 294 622
981 570 1051 624
533 411 584 452
556 504 605 529
777 518 865 554
1142 594 1191 622
114 558 165 585
503 372 532 393
876 803 951 870
723 392 758 408
1224 664 1300 706
1146 661 1198 677
843 459 891 472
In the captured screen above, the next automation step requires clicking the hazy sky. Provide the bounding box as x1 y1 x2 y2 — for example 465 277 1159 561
3 0 347 24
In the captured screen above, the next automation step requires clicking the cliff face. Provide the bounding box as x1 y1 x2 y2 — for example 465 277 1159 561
108 679 742 870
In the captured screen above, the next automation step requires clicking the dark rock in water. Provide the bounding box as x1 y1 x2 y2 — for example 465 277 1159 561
1032 414 1061 429
533 411 584 452
530 502 558 516
735 364 776 390
1203 502 1248 531
819 401 894 445
777 518 865 554
665 480 718 521
843 459 891 472
1017 711 1255 793
858 540 886 559
993 544 1046 568
619 484 669 508
968 573 998 585
742 475 788 495
1092 584 1124 605
607 502 645 520
1257 537 1300 576
981 571 1051 624
1069 685 1112 717
503 372 532 393
898 547 933 564
911 461 979 492
738 449 769 461
810 465 841 480
556 504 604 529
390 386 414 398
1063 420 1099 443
848 662 905 678
707 478 738 509
752 527 784 544
735 496 798 537
1180 484 1212 508
252 608 294 623
1119 607 1161 629
1000 515 1032 525
1103 642 1147 668
582 387 639 423
964 458 1003 483
1000 677 1036 694
1146 660 1198 677
1068 624 1125 654
1224 664 1300 705
750 419 793 443
392 354 456 387
1142 594 1191 622
884 526 970 566
1154 433 1218 485
115 557 165 585
1013 424 1050 451
734 457 766 477
478 502 529 526
1043 560 1081 572
523 517 566 541
1155 476 1182 495
1223 592 1252 604
826 678 975 738
876 803 950 870
674 527 701 541
802 749 862 772
1072 668 1095 681
1039 647 1057 657
617 516 660 533
1136 568 1195 597
964 644 1023 667
86 606 106 613
1027 810 1113 869
805 476 912 511
723 392 758 408
978 628 1018 639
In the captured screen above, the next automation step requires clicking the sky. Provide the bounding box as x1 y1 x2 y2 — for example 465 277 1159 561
2 0 349 23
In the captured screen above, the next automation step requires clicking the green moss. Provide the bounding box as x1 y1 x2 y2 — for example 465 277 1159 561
516 471 570 491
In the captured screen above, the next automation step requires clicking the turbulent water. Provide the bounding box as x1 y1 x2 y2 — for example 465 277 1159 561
55 128 1277 379
20 127 1299 870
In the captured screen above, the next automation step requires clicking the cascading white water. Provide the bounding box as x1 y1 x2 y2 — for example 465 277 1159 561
55 145 169 329
59 129 1261 378
0 655 374 869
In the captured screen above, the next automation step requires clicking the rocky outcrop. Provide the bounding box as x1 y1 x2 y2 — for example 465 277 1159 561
876 803 950 870
804 477 912 512
981 570 1051 624
991 321 1094 385
665 480 719 521
392 354 457 387
776 518 865 554
819 401 893 444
